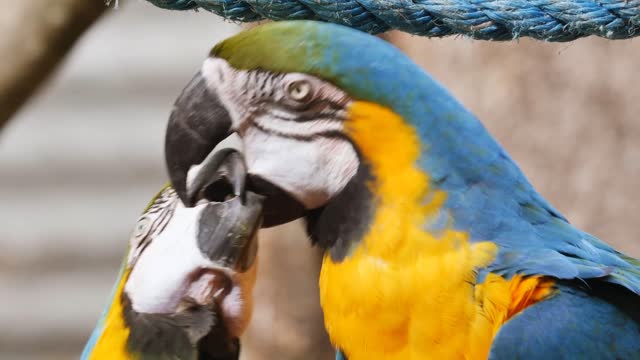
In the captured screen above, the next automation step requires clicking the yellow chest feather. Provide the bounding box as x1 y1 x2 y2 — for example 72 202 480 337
87 269 135 360
319 102 553 360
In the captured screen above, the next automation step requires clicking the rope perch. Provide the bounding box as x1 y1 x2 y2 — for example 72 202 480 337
146 0 640 41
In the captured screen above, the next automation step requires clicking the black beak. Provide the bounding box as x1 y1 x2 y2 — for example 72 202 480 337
187 149 246 207
165 70 306 227
186 141 261 272
165 71 233 206
198 191 263 272
187 143 260 272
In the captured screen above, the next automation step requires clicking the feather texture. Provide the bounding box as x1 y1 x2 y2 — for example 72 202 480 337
210 21 640 359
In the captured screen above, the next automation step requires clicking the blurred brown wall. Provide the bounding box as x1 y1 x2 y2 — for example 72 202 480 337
243 222 334 360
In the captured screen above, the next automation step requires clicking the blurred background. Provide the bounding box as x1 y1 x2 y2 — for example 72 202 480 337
0 1 638 359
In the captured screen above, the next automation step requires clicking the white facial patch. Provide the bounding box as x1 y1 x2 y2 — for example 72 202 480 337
124 202 256 336
243 128 358 209
201 57 360 209
125 203 211 313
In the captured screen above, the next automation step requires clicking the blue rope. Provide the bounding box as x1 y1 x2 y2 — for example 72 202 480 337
147 0 640 41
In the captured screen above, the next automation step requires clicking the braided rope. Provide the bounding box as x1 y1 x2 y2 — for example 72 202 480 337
147 0 640 41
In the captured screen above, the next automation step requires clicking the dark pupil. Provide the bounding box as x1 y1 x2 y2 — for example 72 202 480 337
202 178 234 202
289 82 307 99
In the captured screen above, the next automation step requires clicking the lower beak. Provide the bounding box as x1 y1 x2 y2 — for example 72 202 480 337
198 191 263 272
165 71 233 205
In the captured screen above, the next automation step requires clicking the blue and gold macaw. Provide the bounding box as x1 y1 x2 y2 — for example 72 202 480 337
82 156 264 360
163 21 640 359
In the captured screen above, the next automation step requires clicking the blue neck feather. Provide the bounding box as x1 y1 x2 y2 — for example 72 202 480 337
305 22 639 291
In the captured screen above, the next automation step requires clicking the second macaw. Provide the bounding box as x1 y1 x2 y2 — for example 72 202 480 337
82 148 263 360
164 21 640 359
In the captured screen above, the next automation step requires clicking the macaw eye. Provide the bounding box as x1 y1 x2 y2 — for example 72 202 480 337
133 216 152 239
285 79 313 102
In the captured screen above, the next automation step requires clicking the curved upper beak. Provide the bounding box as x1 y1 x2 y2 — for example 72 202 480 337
165 71 233 206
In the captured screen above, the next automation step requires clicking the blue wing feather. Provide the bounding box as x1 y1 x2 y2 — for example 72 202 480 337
489 284 640 359
336 349 347 360
421 131 640 293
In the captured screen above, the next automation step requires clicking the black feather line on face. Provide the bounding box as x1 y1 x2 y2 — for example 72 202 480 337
257 98 348 122
130 188 178 267
249 118 350 143
122 293 240 360
305 161 376 261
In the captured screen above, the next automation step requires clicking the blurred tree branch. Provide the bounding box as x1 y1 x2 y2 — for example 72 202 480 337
0 0 107 131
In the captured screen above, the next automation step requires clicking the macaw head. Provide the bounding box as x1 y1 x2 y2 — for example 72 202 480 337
82 155 263 359
165 20 507 259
